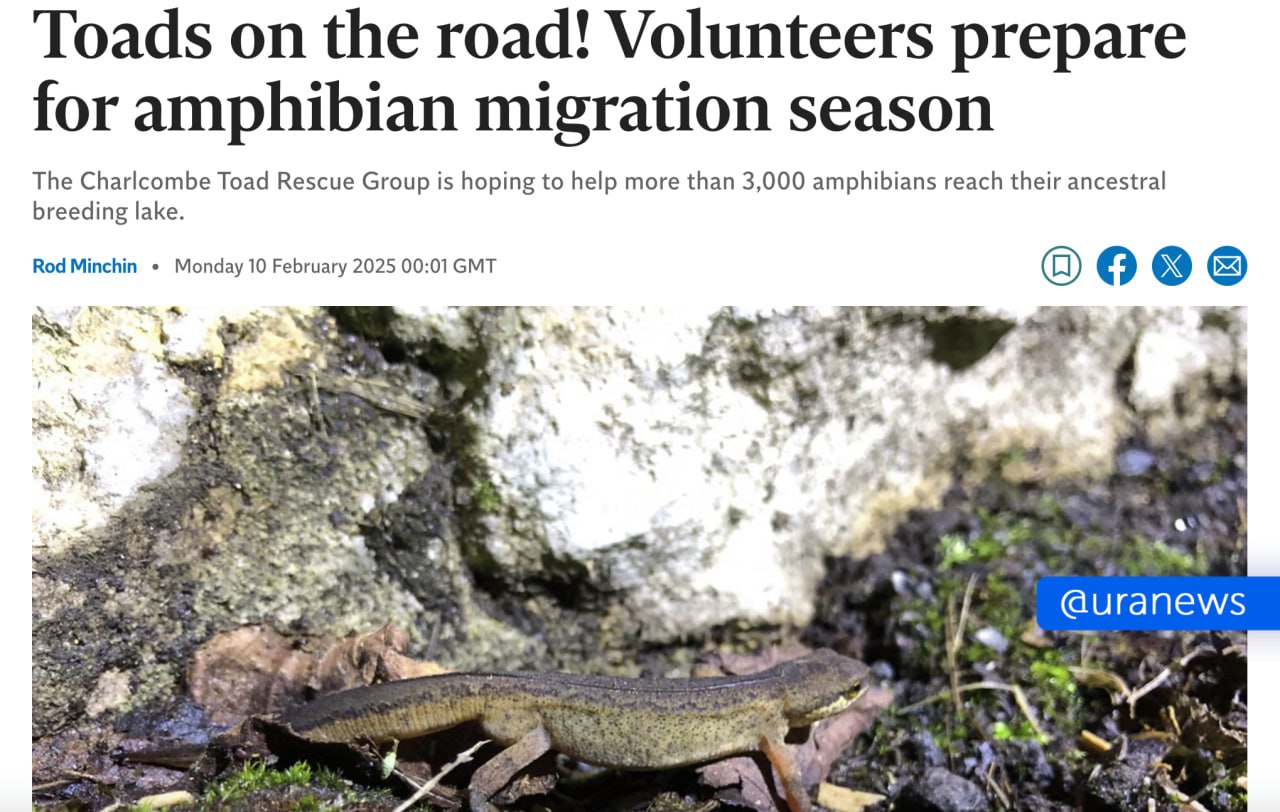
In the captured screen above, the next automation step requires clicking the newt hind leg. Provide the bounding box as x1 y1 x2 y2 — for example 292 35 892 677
760 734 811 812
468 725 553 812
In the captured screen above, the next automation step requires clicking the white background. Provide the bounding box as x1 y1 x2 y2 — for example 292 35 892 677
8 0 1274 806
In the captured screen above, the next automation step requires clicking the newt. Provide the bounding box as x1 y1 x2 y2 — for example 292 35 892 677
281 648 869 812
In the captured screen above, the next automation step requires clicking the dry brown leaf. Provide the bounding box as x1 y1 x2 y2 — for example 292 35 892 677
1069 666 1130 703
696 648 890 811
188 623 445 725
1180 697 1247 752
1019 621 1053 649
697 643 814 677
805 687 892 786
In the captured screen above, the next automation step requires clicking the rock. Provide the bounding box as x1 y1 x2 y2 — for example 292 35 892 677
1116 448 1156 477
973 626 1008 654
335 306 1244 640
895 767 989 812
33 307 194 556
1082 761 1150 811
1128 307 1244 438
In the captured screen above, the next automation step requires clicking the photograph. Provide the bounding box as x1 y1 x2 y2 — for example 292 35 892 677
32 306 1247 811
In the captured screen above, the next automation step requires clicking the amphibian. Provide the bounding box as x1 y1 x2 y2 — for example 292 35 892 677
282 648 868 812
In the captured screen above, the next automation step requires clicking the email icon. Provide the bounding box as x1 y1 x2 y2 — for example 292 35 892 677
1212 255 1242 277
1207 246 1247 286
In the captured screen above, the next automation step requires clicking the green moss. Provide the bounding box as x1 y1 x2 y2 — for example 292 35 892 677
1033 494 1064 520
989 720 1034 741
1120 538 1203 576
188 760 386 811
1083 534 1205 576
979 574 1025 635
969 535 1003 561
1029 659 1073 691
201 761 300 803
1223 764 1248 811
926 719 971 747
472 478 502 515
426 408 502 579
937 534 976 571
1024 654 1081 728
918 601 947 638
937 515 1040 574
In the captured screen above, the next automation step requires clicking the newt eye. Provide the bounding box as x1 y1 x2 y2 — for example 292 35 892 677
787 679 866 725
837 680 865 710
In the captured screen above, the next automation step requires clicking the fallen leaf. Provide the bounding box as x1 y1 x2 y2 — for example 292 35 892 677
1068 666 1130 704
696 648 890 811
697 643 813 677
188 623 445 725
1019 621 1052 649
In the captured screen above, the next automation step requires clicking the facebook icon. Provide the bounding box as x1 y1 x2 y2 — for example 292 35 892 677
1096 246 1138 286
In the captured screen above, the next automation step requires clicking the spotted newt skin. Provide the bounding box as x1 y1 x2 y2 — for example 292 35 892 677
281 648 868 812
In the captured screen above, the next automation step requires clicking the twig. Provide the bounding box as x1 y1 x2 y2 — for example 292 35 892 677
62 769 113 784
1126 647 1214 717
1125 670 1171 717
945 596 960 719
982 761 1012 810
901 681 1048 742
956 575 977 656
392 739 490 812
1077 730 1112 756
31 779 73 792
945 575 978 721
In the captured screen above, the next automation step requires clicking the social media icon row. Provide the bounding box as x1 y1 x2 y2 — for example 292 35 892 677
1042 246 1247 286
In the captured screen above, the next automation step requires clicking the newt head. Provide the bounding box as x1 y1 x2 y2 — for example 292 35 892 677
777 649 869 727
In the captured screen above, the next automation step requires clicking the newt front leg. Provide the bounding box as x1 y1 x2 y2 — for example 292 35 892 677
760 733 810 812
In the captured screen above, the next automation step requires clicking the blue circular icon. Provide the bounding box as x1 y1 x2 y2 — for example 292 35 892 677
1097 246 1138 286
1207 246 1247 286
1152 246 1191 286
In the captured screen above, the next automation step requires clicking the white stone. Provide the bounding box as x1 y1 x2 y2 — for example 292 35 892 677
386 306 1244 640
